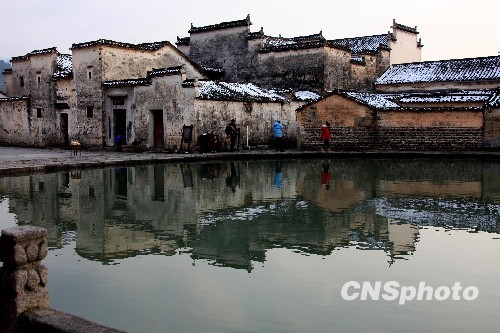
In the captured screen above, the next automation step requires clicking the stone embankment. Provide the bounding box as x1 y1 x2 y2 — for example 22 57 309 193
1 146 500 177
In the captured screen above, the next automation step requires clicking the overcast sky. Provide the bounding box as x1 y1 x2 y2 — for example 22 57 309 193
1 0 498 62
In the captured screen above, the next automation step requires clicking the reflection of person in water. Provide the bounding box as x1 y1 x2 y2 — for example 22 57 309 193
273 161 283 188
225 162 240 193
321 160 331 190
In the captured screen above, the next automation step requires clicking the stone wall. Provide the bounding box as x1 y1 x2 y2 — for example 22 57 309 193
254 47 325 93
188 26 251 82
484 106 500 148
72 46 105 147
324 50 391 92
3 52 63 147
0 98 32 146
5 59 30 98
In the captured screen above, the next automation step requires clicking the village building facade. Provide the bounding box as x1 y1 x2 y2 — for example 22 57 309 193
0 41 222 148
103 71 307 150
0 38 311 149
176 16 423 94
296 56 500 150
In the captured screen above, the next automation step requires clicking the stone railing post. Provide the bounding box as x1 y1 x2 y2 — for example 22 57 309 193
0 226 50 333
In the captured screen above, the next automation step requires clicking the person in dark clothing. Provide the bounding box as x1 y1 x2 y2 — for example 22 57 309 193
225 119 240 152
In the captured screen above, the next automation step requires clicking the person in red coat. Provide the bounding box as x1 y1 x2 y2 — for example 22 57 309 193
320 121 332 152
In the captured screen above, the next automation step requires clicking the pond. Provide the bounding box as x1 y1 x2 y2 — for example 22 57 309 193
0 158 499 333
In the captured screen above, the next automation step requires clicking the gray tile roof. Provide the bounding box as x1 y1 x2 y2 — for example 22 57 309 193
328 34 390 54
103 78 152 87
340 89 494 110
339 91 400 109
298 89 494 112
71 39 171 51
11 47 58 62
188 15 251 34
376 56 500 85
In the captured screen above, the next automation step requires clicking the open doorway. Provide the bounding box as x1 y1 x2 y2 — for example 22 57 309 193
114 109 126 145
60 113 69 146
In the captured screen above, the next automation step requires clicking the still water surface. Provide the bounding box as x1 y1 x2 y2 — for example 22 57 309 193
0 158 499 332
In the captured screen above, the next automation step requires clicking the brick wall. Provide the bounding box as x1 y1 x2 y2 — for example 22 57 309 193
297 94 484 151
484 107 500 148
301 126 482 151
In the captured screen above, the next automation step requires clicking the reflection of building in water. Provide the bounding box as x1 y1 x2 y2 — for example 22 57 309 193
0 159 498 267
387 220 419 258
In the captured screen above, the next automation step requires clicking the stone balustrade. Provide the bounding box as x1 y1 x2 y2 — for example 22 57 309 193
0 226 50 333
0 226 124 333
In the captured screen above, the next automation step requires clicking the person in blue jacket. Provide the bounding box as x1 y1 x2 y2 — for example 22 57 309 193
272 120 285 152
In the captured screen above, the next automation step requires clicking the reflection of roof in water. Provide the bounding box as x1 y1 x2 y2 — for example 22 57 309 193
361 197 500 233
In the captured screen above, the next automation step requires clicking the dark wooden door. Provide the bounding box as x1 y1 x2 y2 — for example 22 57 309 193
153 110 164 148
60 113 69 146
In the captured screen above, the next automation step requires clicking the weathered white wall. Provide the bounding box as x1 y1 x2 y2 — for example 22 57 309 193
389 28 422 65
71 46 105 147
0 98 32 146
193 99 305 147
104 74 197 149
101 44 203 81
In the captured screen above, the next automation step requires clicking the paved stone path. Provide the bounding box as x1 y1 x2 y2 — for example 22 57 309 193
0 147 319 176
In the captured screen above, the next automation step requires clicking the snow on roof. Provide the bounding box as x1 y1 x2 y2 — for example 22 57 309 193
487 90 500 107
11 47 58 62
329 34 389 54
0 96 29 102
52 54 73 79
260 33 326 52
376 56 500 85
176 36 190 46
399 95 490 103
147 66 183 77
298 89 493 112
294 91 321 101
340 91 400 109
199 81 287 102
263 36 298 48
71 39 171 51
103 78 151 87
189 15 251 34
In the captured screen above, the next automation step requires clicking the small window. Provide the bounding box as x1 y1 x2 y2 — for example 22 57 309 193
36 108 42 118
87 106 94 118
87 66 93 80
20 76 24 86
37 76 41 85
